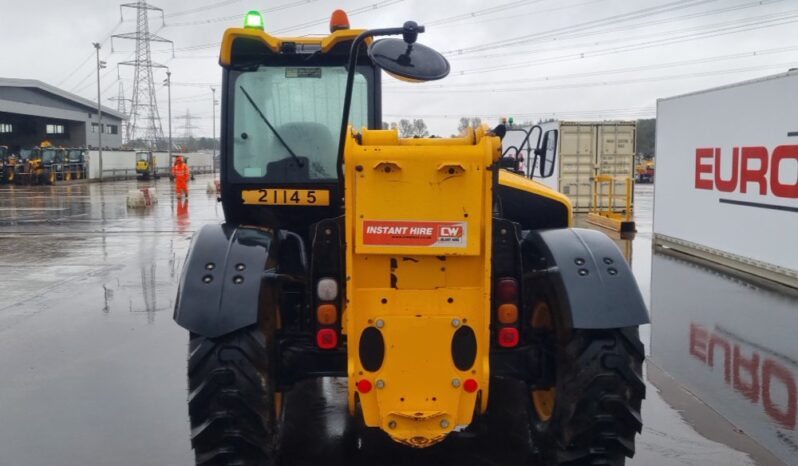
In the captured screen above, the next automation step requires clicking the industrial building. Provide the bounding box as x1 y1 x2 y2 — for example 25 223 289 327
0 78 125 152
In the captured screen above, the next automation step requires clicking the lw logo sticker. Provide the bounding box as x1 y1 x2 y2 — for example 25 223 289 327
363 220 467 247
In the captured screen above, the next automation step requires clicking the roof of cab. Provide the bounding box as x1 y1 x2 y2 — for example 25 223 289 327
219 27 368 66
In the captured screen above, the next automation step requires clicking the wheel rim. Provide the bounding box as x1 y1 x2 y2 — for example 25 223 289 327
531 301 556 422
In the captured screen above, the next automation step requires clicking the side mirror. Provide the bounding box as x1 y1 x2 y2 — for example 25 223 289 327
536 129 558 179
337 21 449 184
368 23 450 83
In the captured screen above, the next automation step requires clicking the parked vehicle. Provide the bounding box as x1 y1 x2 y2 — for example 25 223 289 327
172 10 648 466
135 151 158 180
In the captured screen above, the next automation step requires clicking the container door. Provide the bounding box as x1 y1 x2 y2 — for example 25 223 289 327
597 124 636 212
558 123 596 212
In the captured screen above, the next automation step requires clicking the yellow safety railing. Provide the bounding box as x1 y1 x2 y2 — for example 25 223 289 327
587 175 635 233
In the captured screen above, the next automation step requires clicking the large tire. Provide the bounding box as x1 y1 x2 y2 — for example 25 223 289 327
187 325 281 466
528 299 645 466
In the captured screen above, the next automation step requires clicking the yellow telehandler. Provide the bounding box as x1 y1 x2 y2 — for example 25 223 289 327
174 10 648 466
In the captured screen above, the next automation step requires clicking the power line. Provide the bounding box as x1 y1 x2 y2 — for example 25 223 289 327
173 0 405 52
448 11 798 76
163 0 242 18
164 0 319 28
425 0 546 27
431 0 608 31
384 106 657 120
58 20 125 88
441 0 720 55
386 44 798 89
386 62 796 94
446 0 787 61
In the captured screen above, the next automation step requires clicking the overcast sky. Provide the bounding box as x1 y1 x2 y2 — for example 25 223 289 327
1 0 796 136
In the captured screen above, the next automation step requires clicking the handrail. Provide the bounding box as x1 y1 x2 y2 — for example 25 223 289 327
591 175 633 222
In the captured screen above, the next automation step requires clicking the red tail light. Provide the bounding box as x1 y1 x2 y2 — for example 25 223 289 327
498 327 519 348
496 277 519 302
316 328 338 349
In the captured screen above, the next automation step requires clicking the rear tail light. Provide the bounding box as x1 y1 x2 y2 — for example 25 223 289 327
316 277 338 301
496 277 519 302
316 304 337 325
316 328 338 349
497 303 518 324
498 327 519 348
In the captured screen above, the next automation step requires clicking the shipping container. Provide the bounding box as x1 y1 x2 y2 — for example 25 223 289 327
503 120 636 212
654 70 798 289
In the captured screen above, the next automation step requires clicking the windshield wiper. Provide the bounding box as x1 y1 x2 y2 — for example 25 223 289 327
239 86 304 168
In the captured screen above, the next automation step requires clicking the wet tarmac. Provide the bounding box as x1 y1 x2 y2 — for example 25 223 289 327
0 178 789 465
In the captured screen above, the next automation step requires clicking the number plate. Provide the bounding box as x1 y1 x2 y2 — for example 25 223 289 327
241 189 330 206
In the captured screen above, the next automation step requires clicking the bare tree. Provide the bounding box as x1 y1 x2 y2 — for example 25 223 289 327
398 119 414 138
457 116 483 134
457 117 470 134
412 119 429 138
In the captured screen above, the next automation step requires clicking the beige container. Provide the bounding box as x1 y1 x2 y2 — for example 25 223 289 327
554 121 636 213
502 120 637 212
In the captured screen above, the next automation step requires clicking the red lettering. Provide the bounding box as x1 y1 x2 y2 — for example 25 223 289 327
695 148 714 190
740 146 769 195
714 148 740 192
770 145 798 198
733 345 760 403
689 323 708 362
762 359 797 429
708 334 731 383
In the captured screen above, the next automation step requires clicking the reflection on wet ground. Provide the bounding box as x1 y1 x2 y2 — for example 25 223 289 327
0 179 785 465
650 251 798 465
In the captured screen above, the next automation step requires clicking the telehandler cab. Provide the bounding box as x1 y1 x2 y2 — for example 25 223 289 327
174 9 648 466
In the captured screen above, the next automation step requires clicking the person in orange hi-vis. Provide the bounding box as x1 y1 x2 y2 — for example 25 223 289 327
172 155 190 200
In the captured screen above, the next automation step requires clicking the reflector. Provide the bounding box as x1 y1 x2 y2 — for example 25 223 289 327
316 304 337 325
356 379 373 393
463 378 479 393
316 277 338 301
497 303 519 324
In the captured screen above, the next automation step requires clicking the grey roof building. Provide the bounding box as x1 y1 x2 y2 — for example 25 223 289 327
0 78 125 152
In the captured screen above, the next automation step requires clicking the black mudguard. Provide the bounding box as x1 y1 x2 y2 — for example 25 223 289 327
522 228 649 329
174 224 273 338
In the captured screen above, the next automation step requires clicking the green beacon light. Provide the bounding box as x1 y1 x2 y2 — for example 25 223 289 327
244 10 264 30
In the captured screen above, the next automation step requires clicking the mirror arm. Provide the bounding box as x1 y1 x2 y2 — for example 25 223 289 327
336 24 422 193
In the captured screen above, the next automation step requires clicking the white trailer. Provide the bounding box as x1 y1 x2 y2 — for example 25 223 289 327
503 120 636 212
654 70 798 289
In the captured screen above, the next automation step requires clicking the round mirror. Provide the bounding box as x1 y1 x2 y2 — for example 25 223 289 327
368 38 450 82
